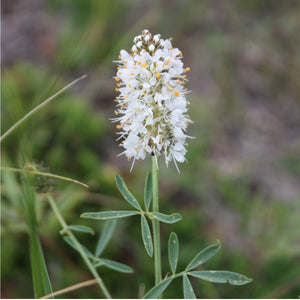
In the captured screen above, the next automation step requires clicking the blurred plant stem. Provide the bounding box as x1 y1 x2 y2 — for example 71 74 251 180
46 194 111 299
0 74 87 143
152 156 162 287
40 279 98 299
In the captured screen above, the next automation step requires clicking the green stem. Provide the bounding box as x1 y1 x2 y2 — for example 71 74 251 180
0 75 87 143
47 195 111 299
152 156 162 286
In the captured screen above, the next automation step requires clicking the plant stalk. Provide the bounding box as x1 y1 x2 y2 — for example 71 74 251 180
151 156 162 286
47 194 111 299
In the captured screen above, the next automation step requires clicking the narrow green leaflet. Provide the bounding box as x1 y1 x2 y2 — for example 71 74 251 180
183 275 196 299
63 236 94 259
189 271 252 286
115 174 142 210
141 215 153 257
94 258 134 274
144 277 173 299
95 220 117 257
186 241 221 271
81 210 140 220
144 172 152 211
149 212 182 224
60 225 95 235
168 232 179 274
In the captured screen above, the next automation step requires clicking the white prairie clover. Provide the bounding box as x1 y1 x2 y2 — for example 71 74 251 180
113 29 192 171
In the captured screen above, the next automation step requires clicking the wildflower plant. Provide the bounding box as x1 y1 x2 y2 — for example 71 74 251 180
2 29 252 299
81 30 252 298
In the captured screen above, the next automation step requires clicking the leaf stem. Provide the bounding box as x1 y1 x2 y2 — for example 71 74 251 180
0 74 87 143
152 156 162 286
46 194 111 299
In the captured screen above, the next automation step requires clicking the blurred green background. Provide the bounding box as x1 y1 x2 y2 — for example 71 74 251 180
1 0 300 298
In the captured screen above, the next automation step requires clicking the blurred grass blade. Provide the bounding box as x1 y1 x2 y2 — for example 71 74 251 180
63 236 94 259
144 172 152 211
81 210 140 220
189 271 252 285
141 215 153 257
183 275 196 299
115 174 142 210
149 212 182 224
29 232 54 298
94 258 134 273
60 225 95 235
1 167 89 189
168 232 179 274
95 220 117 257
0 74 87 142
144 277 173 299
186 240 221 271
22 175 53 298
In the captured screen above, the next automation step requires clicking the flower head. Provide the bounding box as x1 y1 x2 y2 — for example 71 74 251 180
113 29 192 171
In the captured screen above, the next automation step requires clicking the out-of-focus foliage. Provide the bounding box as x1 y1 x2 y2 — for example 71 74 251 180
1 0 300 298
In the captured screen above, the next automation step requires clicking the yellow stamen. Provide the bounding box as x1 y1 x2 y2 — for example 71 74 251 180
156 72 161 78
174 90 180 97
169 37 173 41
116 124 122 129
125 94 129 99
137 61 142 65
142 63 147 68
179 51 182 56
170 46 173 50
115 88 119 92
115 77 119 82
142 90 146 95
114 110 118 115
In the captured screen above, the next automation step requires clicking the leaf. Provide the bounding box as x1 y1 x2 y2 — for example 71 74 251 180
29 232 54 298
23 176 53 298
168 232 179 274
144 172 152 211
141 215 153 257
60 225 95 235
94 258 134 273
63 236 94 259
183 275 196 299
186 241 221 271
115 174 141 210
189 271 252 286
149 212 182 224
81 210 140 220
144 277 173 299
95 220 117 257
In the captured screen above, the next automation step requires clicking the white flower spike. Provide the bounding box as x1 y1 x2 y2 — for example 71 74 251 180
113 29 192 172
